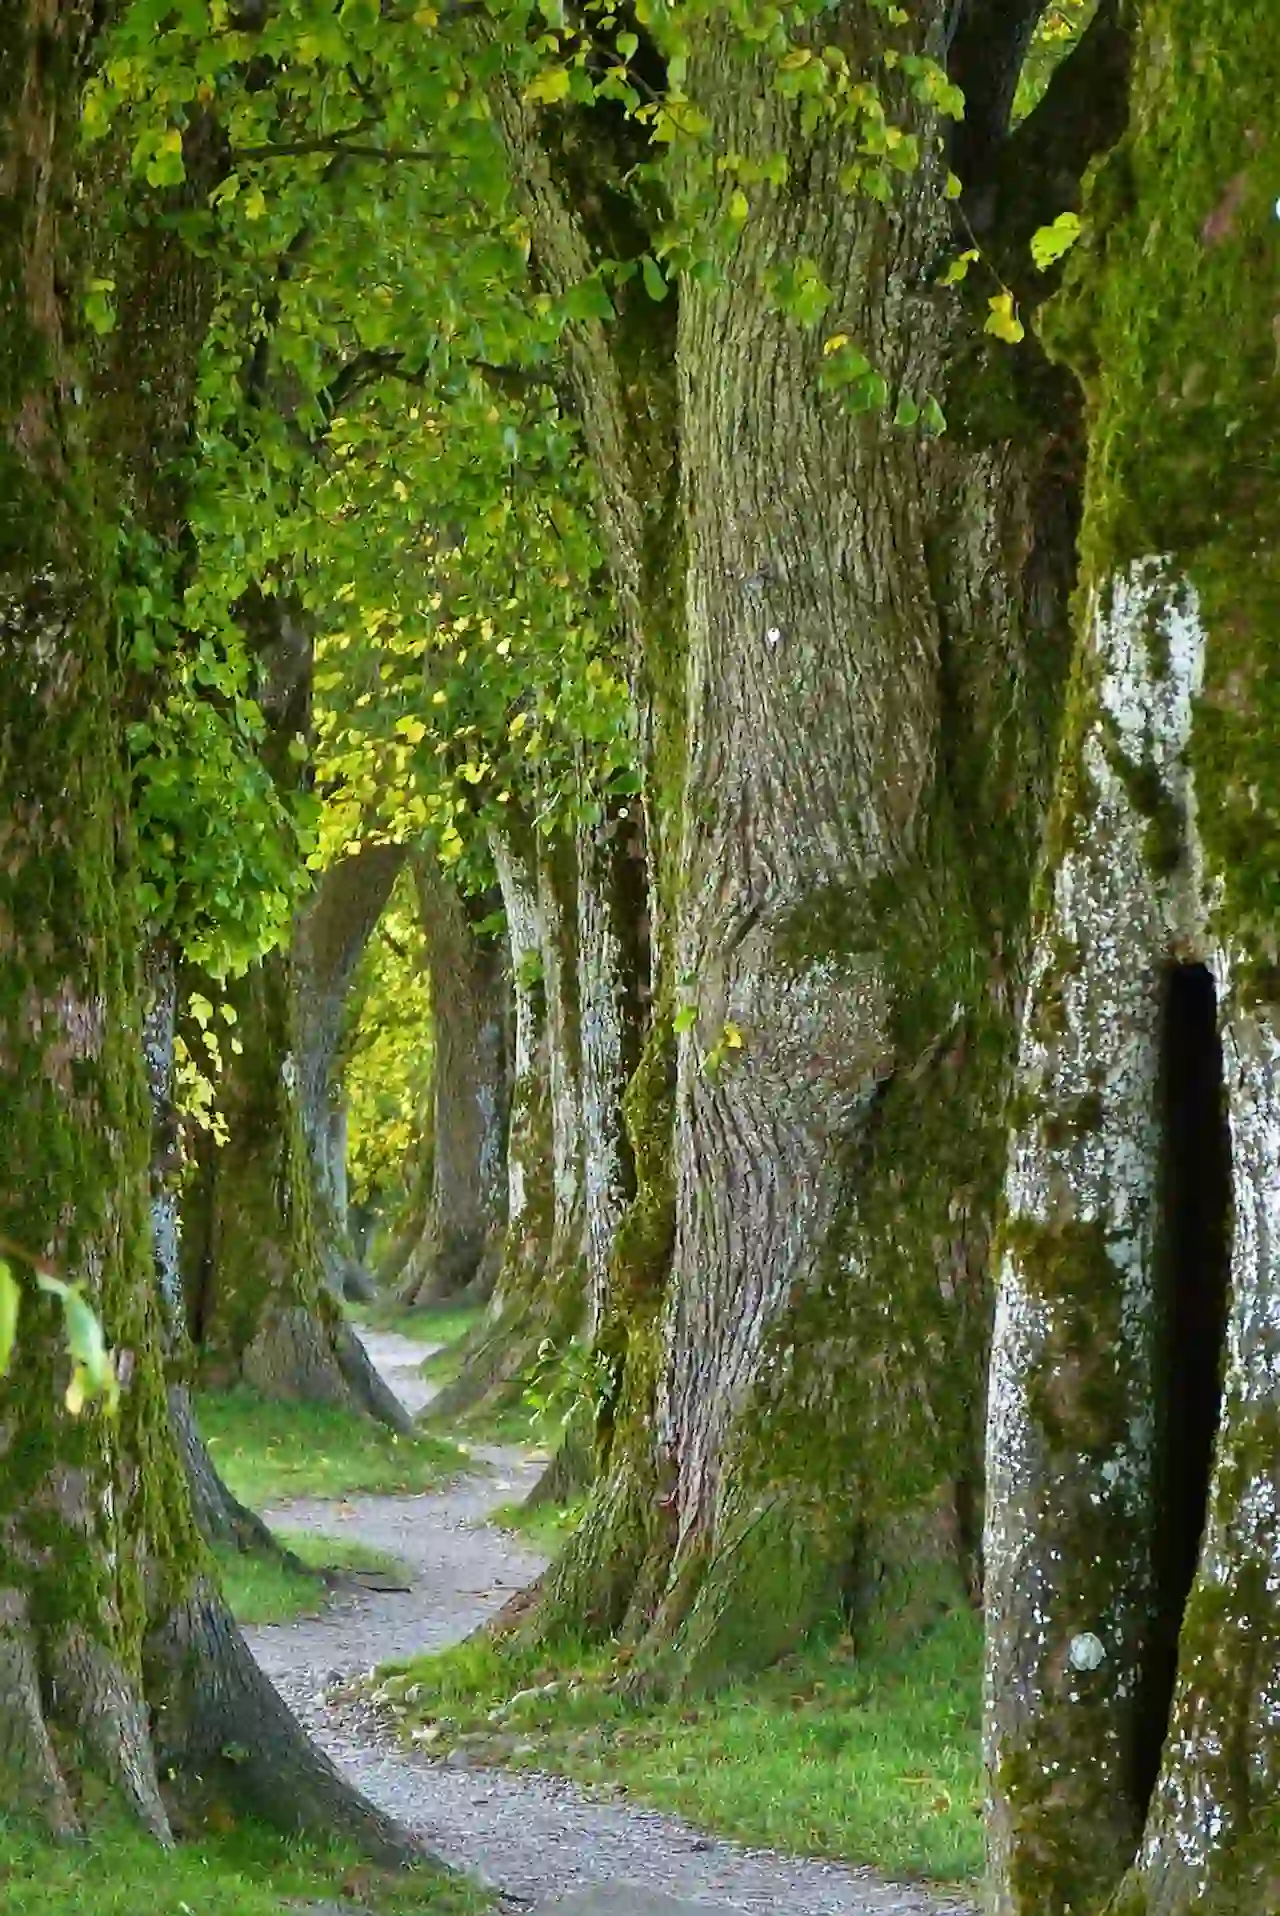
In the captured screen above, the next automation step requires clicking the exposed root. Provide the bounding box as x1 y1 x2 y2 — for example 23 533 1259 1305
48 1628 170 1840
147 1582 430 1867
241 1306 413 1436
172 1385 283 1557
0 1592 79 1837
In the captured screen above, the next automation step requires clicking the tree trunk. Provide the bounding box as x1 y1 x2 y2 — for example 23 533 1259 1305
578 806 648 1344
0 10 416 1849
183 949 411 1429
144 947 278 1555
984 5 1280 1911
526 3 1118 1683
295 840 406 1301
398 853 508 1306
428 823 585 1418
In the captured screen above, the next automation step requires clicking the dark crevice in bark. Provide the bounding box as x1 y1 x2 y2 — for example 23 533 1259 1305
1134 962 1231 1818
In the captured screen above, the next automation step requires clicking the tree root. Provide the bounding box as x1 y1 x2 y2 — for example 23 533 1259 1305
147 1581 431 1866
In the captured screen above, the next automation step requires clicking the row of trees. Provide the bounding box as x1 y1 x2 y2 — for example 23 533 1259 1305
2 0 1276 1910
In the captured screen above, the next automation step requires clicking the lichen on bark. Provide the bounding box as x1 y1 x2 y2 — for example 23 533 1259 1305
985 3 1280 1907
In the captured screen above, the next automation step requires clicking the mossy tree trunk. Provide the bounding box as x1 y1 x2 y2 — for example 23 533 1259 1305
397 851 508 1307
578 805 648 1346
144 946 277 1555
519 2 1132 1682
0 2 414 1851
295 838 406 1302
183 946 410 1429
181 593 408 1427
984 6 1280 1913
429 821 585 1419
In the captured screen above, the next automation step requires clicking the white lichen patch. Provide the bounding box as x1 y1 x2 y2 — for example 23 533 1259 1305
986 561 1219 1902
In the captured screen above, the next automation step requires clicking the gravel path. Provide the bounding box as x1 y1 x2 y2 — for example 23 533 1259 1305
244 1329 977 1916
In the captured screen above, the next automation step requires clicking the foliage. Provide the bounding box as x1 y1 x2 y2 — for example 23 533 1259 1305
342 870 435 1213
0 1816 485 1916
0 1252 119 1416
197 1386 466 1505
370 1605 985 1884
525 1333 615 1437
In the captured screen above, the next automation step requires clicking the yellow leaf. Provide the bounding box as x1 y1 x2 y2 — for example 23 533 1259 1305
524 65 571 106
984 291 1025 344
823 333 850 356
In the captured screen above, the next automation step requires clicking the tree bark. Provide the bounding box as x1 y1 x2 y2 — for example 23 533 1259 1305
183 948 411 1430
0 8 419 1849
398 852 508 1306
295 839 406 1300
144 946 279 1556
529 3 1092 1683
428 822 585 1418
984 4 1280 1911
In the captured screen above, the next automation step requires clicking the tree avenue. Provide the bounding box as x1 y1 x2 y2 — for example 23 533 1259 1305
0 0 1276 1910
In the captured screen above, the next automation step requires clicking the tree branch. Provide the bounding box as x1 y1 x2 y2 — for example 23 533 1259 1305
947 0 1048 186
980 0 1132 277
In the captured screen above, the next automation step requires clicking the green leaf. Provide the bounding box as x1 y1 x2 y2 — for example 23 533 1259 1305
673 1005 697 1035
941 247 979 287
921 393 948 434
640 253 669 302
1030 210 1083 271
524 65 571 106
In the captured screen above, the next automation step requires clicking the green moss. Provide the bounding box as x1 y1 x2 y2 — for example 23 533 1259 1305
1048 0 1280 952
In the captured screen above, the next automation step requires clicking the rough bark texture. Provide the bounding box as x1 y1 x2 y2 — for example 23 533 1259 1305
0 8 420 1852
144 946 277 1555
577 806 647 1344
398 853 508 1307
530 3 1094 1683
985 5 1280 1912
295 839 406 1299
183 948 411 1430
428 823 585 1420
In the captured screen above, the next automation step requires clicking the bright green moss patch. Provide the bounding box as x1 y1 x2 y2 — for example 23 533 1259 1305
0 1815 486 1916
214 1531 409 1625
197 1387 466 1506
373 1609 984 1885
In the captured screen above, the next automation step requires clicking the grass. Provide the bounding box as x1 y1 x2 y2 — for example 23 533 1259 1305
197 1386 466 1507
215 1529 409 1626
351 1300 484 1350
488 1496 584 1556
370 1605 985 1887
0 1814 487 1916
